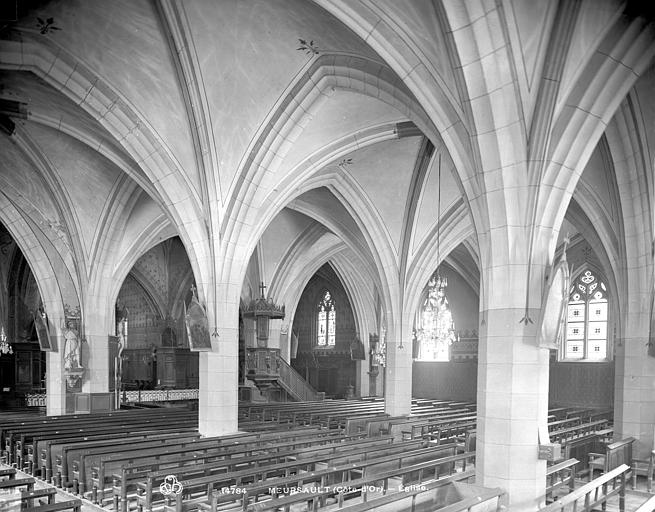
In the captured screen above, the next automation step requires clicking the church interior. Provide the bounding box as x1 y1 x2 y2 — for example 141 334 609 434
0 1 654 511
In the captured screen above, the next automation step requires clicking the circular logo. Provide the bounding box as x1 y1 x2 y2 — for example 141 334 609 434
160 475 183 496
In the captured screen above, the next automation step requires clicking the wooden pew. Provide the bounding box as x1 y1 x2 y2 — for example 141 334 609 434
545 458 578 502
92 432 382 504
588 437 635 480
334 479 505 512
632 449 655 492
0 466 16 480
0 476 35 492
159 444 461 512
233 452 476 512
549 419 609 444
6 411 198 469
0 487 58 511
21 499 82 512
20 487 58 507
540 463 629 512
128 439 427 512
113 430 381 511
46 428 199 485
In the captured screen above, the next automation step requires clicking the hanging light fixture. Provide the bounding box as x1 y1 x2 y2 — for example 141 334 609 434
0 325 13 355
415 153 458 361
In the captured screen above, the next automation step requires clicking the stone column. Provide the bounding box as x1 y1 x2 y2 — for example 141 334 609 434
614 325 655 458
198 296 239 436
476 263 550 510
356 359 369 397
384 322 413 416
82 307 110 394
46 338 66 415
199 348 239 436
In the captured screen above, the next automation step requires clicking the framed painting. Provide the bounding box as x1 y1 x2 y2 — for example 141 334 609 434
34 310 56 351
537 258 570 350
184 296 212 351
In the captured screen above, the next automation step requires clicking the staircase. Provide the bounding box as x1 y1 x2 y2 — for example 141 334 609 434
245 347 323 402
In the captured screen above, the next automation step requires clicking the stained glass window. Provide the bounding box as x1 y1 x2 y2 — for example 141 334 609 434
317 291 336 347
564 269 609 361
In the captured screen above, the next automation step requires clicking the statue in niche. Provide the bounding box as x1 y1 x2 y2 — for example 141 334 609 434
63 322 82 371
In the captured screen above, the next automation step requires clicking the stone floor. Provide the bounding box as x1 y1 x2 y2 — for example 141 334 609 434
0 463 104 512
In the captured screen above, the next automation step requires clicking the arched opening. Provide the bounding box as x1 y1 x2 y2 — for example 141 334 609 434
114 237 198 396
291 264 356 398
0 221 46 408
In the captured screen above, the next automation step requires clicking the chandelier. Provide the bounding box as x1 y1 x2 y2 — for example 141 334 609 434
416 272 457 361
0 326 13 355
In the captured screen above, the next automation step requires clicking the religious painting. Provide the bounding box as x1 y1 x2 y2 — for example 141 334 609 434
648 289 655 358
184 294 212 351
34 309 55 351
350 337 366 361
537 257 570 350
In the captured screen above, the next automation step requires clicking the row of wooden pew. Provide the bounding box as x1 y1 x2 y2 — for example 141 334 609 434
1 399 496 512
0 400 617 512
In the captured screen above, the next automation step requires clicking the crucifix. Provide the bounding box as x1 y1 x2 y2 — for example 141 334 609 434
259 282 267 298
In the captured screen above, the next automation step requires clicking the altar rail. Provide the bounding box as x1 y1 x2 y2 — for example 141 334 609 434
121 389 199 403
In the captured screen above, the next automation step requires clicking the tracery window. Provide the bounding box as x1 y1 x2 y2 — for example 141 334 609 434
564 268 609 361
317 291 336 347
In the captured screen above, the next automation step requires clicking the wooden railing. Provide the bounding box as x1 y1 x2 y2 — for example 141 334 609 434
277 354 322 401
541 463 629 512
246 347 322 401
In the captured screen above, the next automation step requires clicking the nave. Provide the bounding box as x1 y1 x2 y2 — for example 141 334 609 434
1 399 654 512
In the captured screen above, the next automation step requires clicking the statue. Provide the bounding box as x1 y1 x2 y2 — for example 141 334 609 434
63 322 82 371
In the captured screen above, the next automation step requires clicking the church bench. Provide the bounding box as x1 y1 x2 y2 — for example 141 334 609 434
548 419 609 444
0 488 58 511
110 429 368 511
545 458 578 502
43 427 199 484
585 409 613 424
127 439 427 512
177 449 473 512
8 412 198 469
224 452 476 512
54 426 323 488
21 487 58 506
540 463 628 512
0 466 16 479
334 477 504 512
631 449 655 492
403 417 477 442
63 432 203 494
0 476 35 492
588 437 635 481
456 430 476 454
146 444 449 512
547 417 582 432
21 499 82 512
547 407 570 420
561 433 606 473
343 414 389 435
92 432 376 504
0 406 193 453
